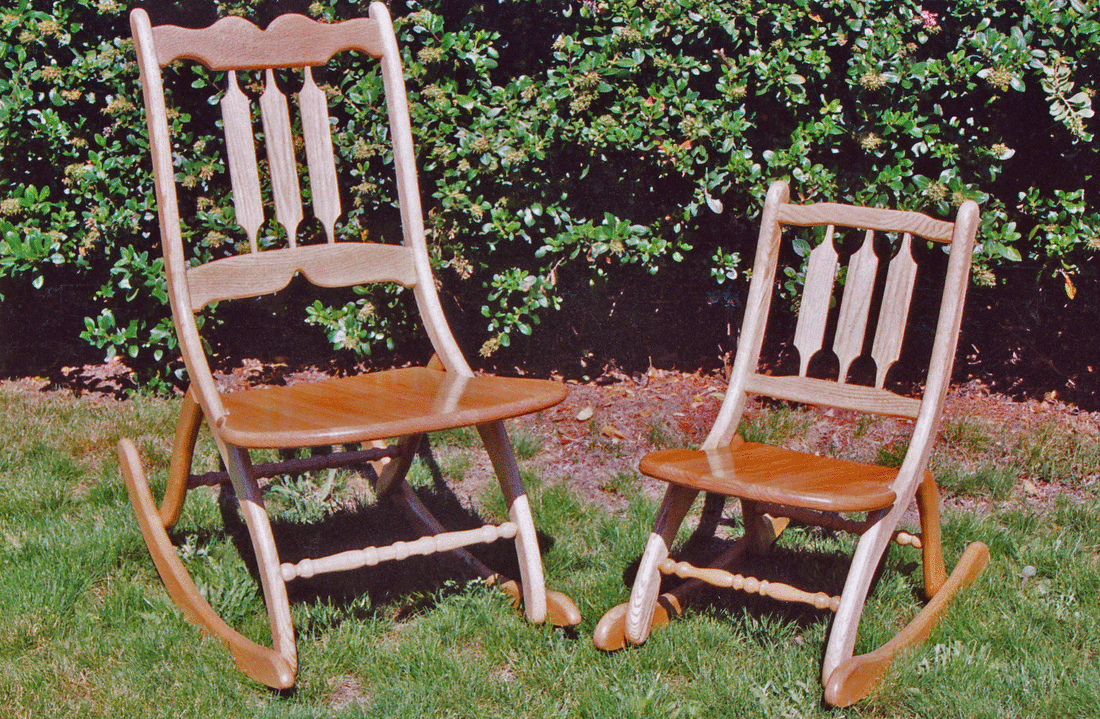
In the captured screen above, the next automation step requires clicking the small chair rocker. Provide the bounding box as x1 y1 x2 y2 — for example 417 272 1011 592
593 180 989 706
123 3 579 689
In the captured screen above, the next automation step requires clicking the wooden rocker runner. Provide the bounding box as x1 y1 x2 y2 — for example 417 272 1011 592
124 4 579 689
593 180 989 706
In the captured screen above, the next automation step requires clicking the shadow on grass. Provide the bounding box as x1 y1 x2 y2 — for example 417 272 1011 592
194 436 556 623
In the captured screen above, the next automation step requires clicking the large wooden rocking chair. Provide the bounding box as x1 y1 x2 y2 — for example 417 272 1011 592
122 3 579 689
593 180 989 706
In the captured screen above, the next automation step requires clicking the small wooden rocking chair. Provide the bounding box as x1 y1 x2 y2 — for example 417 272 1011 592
593 180 989 706
123 3 579 689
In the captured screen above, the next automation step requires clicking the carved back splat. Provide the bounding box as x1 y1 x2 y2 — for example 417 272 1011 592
792 226 837 377
714 188 962 427
221 71 263 251
832 231 879 382
136 9 419 313
783 205 954 405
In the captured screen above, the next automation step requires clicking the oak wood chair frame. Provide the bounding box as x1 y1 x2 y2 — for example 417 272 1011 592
593 180 989 706
122 3 579 689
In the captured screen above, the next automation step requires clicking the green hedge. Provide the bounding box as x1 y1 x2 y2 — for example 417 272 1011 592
1 0 1098 386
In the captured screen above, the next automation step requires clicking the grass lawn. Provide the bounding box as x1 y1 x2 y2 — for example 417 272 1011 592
1 383 1098 718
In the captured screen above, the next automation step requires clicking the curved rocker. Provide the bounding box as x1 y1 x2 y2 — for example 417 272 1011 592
824 540 989 707
120 439 296 689
594 181 988 705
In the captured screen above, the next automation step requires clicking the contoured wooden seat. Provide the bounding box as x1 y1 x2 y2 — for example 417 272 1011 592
121 4 579 689
593 180 989 706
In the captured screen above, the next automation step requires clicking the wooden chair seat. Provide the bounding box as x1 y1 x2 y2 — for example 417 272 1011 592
220 368 567 448
639 442 898 514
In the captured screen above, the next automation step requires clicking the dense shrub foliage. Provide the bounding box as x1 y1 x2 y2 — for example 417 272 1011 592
1 0 1098 386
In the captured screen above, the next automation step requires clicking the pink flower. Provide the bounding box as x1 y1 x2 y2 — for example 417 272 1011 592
918 9 938 28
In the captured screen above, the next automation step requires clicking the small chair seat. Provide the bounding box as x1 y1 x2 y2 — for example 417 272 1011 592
640 442 898 514
220 367 567 449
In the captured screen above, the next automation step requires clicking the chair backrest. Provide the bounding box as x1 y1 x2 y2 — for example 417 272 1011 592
130 3 471 426
705 180 978 469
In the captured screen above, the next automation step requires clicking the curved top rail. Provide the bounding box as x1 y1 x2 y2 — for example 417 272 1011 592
151 14 383 70
777 203 955 243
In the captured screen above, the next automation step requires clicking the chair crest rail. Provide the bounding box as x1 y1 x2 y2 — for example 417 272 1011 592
777 203 955 242
151 14 383 69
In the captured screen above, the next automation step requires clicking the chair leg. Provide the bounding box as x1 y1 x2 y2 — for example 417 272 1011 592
478 420 549 624
221 444 297 674
625 485 700 645
159 387 204 528
373 428 579 627
374 433 422 497
593 491 789 651
916 471 948 598
821 493 990 707
391 478 581 627
120 439 296 689
741 500 792 555
590 484 694 648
